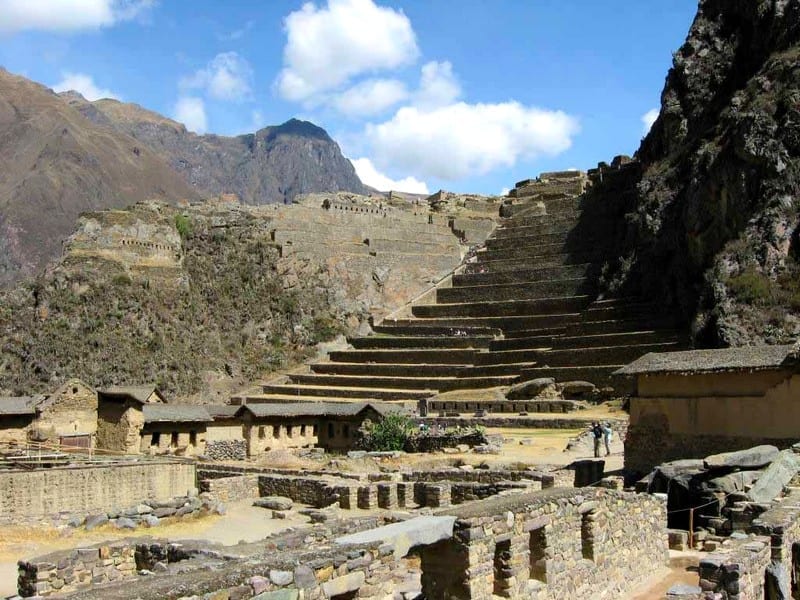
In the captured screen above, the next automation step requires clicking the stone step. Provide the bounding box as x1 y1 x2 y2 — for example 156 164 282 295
492 221 573 239
503 326 569 339
311 362 536 377
580 302 662 322
571 318 682 336
470 253 592 272
238 394 376 404
261 384 435 401
518 365 624 387
373 323 503 337
483 341 684 367
412 295 591 318
485 231 577 249
502 210 581 228
347 336 494 349
383 314 582 332
437 278 594 303
477 241 606 261
288 373 519 392
329 348 479 364
454 264 590 286
490 330 682 352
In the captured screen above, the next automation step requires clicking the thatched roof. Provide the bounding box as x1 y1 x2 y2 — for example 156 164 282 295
98 386 166 404
0 396 46 416
615 344 799 376
237 401 401 419
143 404 211 423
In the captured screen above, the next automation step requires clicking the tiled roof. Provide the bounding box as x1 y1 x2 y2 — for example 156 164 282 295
615 344 799 376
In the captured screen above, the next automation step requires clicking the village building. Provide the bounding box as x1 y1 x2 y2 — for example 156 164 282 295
96 385 166 454
0 378 97 449
617 344 800 476
204 404 246 461
140 404 210 457
236 401 399 457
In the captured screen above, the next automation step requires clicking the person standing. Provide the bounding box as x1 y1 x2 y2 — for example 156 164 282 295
591 422 603 458
602 423 612 456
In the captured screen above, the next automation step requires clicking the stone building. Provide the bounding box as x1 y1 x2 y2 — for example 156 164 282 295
236 401 399 457
618 345 800 476
204 404 246 461
96 386 166 454
0 378 97 449
140 404 210 457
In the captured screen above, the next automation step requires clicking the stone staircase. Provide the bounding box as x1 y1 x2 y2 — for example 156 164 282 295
239 172 687 408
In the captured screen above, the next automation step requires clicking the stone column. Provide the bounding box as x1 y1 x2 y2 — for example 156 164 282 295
377 483 398 509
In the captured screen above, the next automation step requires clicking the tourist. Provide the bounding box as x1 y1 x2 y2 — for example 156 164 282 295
602 423 612 456
591 422 603 458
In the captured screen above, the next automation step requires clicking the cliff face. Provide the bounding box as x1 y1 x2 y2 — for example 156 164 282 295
597 0 800 346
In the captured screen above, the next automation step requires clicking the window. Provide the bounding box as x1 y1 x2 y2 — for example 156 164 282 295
343 424 350 437
287 425 294 438
151 432 160 447
170 432 179 448
259 427 266 439
72 386 79 394
301 425 307 436
313 424 319 436
273 425 280 439
328 423 334 438
581 511 596 561
529 527 547 583
189 430 197 446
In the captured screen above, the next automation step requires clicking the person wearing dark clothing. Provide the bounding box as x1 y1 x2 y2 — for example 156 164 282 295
591 422 603 458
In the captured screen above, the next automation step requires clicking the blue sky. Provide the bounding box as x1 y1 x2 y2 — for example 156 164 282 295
0 0 698 195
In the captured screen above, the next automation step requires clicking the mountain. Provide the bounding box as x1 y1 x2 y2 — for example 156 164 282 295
590 0 800 346
0 69 368 286
61 94 369 205
0 68 200 287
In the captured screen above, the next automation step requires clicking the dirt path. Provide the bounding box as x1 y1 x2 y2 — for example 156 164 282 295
625 552 701 599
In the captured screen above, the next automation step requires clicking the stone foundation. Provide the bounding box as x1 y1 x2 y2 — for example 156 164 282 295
199 474 259 502
204 439 247 461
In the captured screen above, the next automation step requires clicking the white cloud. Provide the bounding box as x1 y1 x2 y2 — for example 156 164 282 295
366 102 579 180
416 61 460 108
173 97 207 134
332 78 408 116
0 0 154 33
181 52 253 102
351 157 428 194
501 187 510 196
276 0 418 102
641 108 659 134
52 72 120 100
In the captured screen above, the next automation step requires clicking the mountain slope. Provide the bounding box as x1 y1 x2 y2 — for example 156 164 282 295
592 0 800 346
0 69 200 287
62 94 369 205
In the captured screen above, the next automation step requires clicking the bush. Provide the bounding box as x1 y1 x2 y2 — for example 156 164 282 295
174 214 193 238
359 413 415 451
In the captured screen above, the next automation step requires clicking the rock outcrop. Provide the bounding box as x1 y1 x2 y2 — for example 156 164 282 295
590 0 800 346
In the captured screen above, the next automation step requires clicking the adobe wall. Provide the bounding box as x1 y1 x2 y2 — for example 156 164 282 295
199 474 260 502
636 370 790 397
427 398 578 415
140 424 206 457
0 461 195 522
422 487 668 600
96 401 143 454
0 414 34 444
244 420 318 457
34 382 98 445
626 375 800 475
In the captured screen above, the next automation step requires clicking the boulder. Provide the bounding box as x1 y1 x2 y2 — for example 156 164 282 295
506 377 557 400
254 496 293 511
559 380 597 399
153 507 177 518
748 450 800 503
84 514 109 531
765 560 791 599
706 470 762 495
142 514 160 528
114 517 137 530
665 583 702 597
703 445 779 470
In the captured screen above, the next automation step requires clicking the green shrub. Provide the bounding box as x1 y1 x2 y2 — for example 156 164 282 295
174 214 193 238
727 267 774 304
359 413 415 451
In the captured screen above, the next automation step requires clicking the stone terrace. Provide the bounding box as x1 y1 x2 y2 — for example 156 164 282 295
241 167 687 408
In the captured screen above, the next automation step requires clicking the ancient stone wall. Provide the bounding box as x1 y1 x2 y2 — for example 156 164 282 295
96 401 143 453
199 474 260 503
33 379 98 446
0 461 195 522
257 473 341 507
204 439 247 461
427 399 578 415
403 469 554 488
694 537 772 599
140 424 206 457
244 420 318 457
422 416 619 430
421 487 668 600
